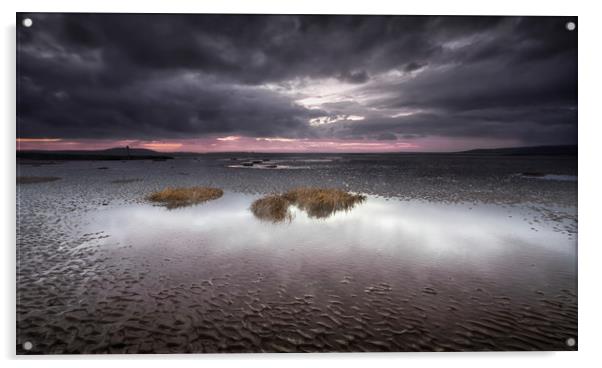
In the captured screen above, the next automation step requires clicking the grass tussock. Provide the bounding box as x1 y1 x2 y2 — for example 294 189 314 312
284 188 366 219
147 186 223 208
250 195 292 223
251 187 366 222
17 176 61 184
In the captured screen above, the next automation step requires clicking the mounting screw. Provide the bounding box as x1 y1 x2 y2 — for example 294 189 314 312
566 22 576 31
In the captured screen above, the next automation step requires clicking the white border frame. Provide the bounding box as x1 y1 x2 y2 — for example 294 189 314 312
3 1 601 367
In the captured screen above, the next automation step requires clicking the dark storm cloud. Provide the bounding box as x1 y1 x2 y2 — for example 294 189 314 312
17 13 577 146
376 132 398 140
337 70 370 84
17 72 322 139
403 62 427 72
328 106 577 146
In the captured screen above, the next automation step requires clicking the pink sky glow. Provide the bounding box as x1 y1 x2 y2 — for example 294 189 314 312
16 136 521 153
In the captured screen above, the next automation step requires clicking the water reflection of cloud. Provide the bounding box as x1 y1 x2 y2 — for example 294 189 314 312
92 193 574 265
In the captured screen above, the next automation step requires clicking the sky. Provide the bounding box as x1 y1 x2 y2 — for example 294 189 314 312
17 14 577 153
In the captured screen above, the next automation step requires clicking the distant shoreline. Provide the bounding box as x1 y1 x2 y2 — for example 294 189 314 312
15 144 577 160
16 151 173 161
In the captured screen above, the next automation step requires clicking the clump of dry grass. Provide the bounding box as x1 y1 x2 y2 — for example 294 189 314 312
250 187 366 222
284 188 366 219
147 186 223 208
17 176 61 184
250 195 292 223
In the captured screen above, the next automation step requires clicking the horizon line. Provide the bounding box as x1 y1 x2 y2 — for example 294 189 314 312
15 143 577 155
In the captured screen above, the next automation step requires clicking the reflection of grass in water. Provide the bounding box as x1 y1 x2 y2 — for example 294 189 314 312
147 187 223 209
111 178 143 184
17 176 61 184
251 187 366 222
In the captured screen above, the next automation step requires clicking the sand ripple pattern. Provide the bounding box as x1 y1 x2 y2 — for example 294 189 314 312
17 158 577 353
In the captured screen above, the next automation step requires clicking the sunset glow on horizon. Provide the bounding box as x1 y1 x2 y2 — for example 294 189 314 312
15 136 522 153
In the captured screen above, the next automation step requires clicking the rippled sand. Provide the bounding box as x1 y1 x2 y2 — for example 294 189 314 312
16 155 577 353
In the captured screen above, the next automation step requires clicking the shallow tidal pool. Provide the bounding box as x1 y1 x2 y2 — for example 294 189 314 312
31 192 574 353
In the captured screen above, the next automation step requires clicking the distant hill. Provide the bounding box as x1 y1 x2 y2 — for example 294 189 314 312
17 147 173 161
97 147 162 156
457 145 577 156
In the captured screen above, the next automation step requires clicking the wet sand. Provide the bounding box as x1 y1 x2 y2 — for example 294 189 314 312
16 154 577 353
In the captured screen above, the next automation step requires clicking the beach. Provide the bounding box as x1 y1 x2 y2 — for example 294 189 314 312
16 153 577 353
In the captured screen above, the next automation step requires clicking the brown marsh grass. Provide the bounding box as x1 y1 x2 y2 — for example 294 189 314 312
148 187 223 208
284 188 366 218
17 176 61 184
251 187 366 222
250 194 292 223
